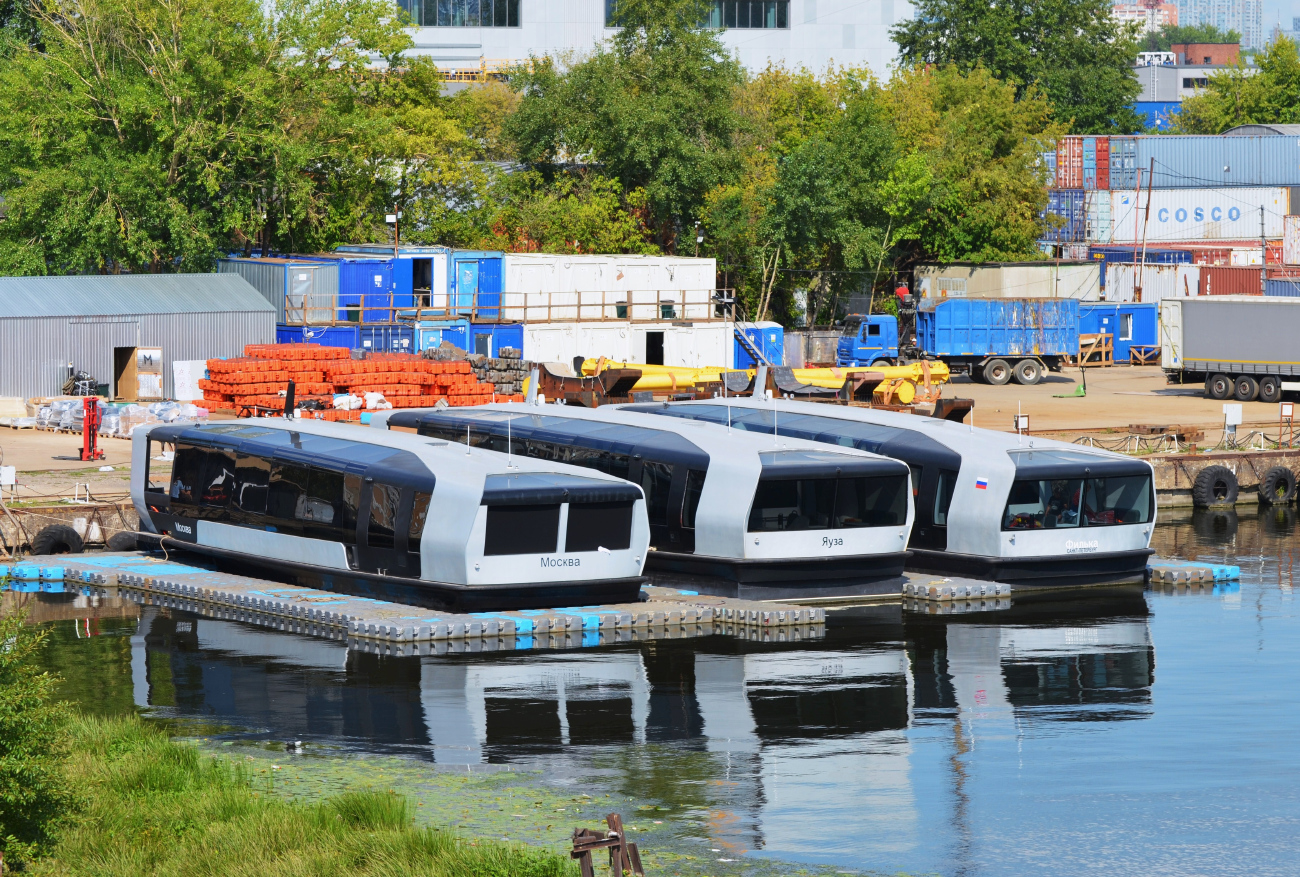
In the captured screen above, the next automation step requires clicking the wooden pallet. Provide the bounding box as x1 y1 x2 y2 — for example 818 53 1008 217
1129 345 1160 365
1078 332 1114 367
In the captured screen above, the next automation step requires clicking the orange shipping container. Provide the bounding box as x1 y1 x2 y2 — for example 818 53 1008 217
1200 266 1264 295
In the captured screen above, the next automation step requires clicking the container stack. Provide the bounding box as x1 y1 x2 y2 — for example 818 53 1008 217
199 343 523 421
1039 133 1300 301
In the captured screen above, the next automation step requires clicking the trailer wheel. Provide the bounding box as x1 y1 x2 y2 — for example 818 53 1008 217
1258 466 1297 505
983 359 1012 386
1192 465 1238 508
1207 373 1233 400
31 524 84 555
1234 375 1260 402
1012 359 1043 385
1258 375 1283 404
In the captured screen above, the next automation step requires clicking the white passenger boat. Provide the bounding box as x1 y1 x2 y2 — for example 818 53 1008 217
622 399 1156 587
378 403 915 600
130 419 650 611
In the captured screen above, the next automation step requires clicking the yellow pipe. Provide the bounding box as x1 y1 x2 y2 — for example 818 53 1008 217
577 358 950 392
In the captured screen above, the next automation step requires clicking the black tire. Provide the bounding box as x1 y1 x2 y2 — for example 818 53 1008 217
106 531 140 552
1258 466 1297 505
1012 359 1043 385
31 524 84 555
1192 508 1239 540
1259 375 1283 404
870 358 893 368
1207 373 1232 400
1192 465 1239 508
983 359 1012 386
1234 375 1259 402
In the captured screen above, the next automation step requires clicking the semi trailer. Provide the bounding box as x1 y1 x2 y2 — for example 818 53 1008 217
1161 296 1300 401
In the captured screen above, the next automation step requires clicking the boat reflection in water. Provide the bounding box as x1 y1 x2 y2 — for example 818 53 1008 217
96 587 1152 863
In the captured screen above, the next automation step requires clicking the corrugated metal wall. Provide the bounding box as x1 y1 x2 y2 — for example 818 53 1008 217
0 310 273 398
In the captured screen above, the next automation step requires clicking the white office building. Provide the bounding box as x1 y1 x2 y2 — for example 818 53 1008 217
397 0 913 75
1175 0 1264 48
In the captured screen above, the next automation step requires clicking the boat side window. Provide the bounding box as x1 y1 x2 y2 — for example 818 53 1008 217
1079 475 1153 526
834 475 908 528
234 453 271 515
640 461 674 526
908 465 921 498
146 440 174 493
748 478 835 531
169 444 208 506
566 501 634 551
568 447 605 471
933 469 958 526
368 483 402 548
266 462 311 532
342 474 363 536
199 448 237 515
409 491 432 548
484 504 560 555
607 453 631 481
681 469 706 528
1003 479 1083 530
300 467 345 539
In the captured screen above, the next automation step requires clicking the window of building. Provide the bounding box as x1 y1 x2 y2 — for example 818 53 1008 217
398 0 519 27
1119 312 1133 341
484 504 560 555
566 501 634 551
706 0 789 27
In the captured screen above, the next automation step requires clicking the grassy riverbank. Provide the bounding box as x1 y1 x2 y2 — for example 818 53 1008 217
30 714 576 877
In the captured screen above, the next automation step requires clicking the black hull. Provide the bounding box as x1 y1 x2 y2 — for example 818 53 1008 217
153 536 646 613
646 550 909 601
906 547 1154 588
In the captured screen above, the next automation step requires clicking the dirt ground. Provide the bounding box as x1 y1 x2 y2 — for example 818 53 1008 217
943 364 1282 444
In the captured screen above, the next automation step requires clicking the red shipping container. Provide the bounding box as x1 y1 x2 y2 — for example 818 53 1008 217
1056 137 1083 189
1095 137 1109 190
1200 265 1264 295
1167 241 1283 266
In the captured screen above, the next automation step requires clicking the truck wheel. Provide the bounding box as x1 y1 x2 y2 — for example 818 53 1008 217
1207 373 1232 400
870 358 893 368
1258 466 1297 504
1012 360 1043 385
983 359 1011 386
1234 375 1259 402
31 524 84 555
1192 465 1238 508
1259 375 1283 404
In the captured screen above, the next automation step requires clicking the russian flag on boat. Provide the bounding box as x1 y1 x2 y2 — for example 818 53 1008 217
975 478 988 490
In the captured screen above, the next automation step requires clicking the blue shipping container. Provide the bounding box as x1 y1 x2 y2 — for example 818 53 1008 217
734 322 785 368
1265 278 1300 297
1078 303 1157 360
335 244 454 311
276 324 361 348
1132 103 1182 132
1110 134 1300 190
1088 245 1191 288
1043 190 1087 243
917 299 1080 358
416 320 524 357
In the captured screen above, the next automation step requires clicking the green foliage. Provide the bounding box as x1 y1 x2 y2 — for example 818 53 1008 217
487 172 659 254
505 0 744 246
1173 37 1300 134
0 610 72 865
891 0 1144 134
1142 23 1242 53
39 713 576 877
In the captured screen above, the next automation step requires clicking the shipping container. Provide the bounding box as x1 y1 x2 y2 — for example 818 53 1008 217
1285 216 1300 265
915 261 1100 300
1081 136 1110 190
1086 191 1112 243
1133 102 1182 131
916 298 1079 359
1168 241 1282 265
1200 265 1264 296
1104 263 1199 302
1088 245 1191 288
218 258 339 323
501 254 718 323
1078 302 1157 360
1043 189 1087 242
1041 150 1057 184
1056 137 1084 189
1265 277 1300 297
1109 188 1291 243
524 321 736 368
1109 135 1300 190
335 244 451 312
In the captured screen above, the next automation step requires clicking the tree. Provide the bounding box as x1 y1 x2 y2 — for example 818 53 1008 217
0 0 443 273
1173 36 1300 133
505 0 744 248
484 171 659 254
891 0 1144 134
1142 23 1242 53
0 611 72 866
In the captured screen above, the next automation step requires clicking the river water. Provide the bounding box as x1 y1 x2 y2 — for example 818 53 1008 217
29 507 1300 876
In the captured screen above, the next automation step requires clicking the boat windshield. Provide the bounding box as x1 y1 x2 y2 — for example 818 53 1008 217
1002 475 1153 531
748 474 908 532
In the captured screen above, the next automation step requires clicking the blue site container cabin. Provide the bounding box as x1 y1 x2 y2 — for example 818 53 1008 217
335 244 452 312
415 320 523 356
274 324 415 353
449 251 504 319
1078 302 1157 361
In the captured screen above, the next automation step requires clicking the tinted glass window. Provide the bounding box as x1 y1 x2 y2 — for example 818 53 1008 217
146 440 174 493
933 469 958 526
682 469 705 528
169 445 207 505
484 505 560 555
1003 479 1082 530
608 453 631 481
833 475 908 528
300 467 344 539
266 462 310 528
198 448 237 517
234 454 270 515
566 501 634 552
748 478 836 531
1079 475 1153 526
368 483 402 548
342 473 363 536
640 461 674 526
410 492 432 544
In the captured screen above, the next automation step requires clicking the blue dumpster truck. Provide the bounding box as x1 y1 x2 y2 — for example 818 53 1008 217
836 298 1081 386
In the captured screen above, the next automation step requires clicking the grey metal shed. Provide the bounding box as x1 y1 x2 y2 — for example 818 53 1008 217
0 274 275 399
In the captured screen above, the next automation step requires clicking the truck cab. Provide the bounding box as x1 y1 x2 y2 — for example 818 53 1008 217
837 314 900 367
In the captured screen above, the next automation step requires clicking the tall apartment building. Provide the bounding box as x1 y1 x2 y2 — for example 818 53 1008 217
1175 0 1263 49
396 0 912 74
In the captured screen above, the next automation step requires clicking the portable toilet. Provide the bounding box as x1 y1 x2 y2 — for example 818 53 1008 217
734 322 785 368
